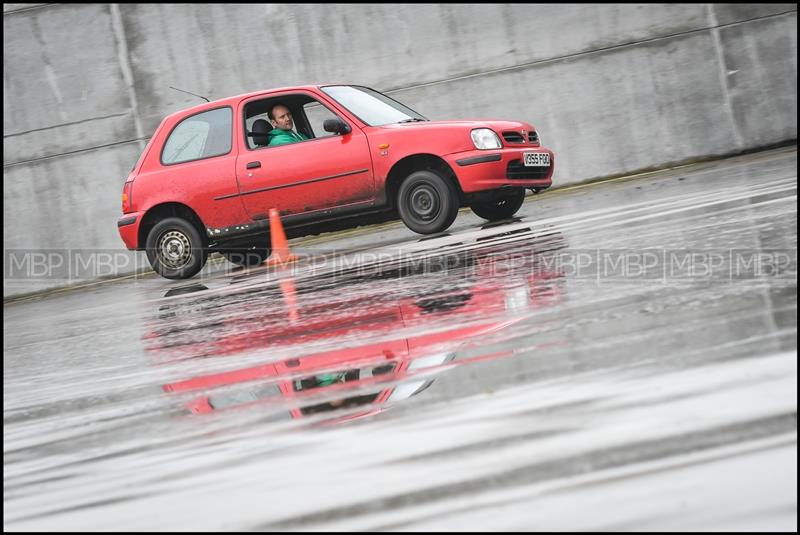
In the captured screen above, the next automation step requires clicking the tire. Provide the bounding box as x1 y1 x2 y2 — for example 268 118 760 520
470 188 526 221
221 245 271 267
397 170 460 234
145 217 208 280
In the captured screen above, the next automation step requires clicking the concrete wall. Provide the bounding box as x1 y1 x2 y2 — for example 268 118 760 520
3 4 797 295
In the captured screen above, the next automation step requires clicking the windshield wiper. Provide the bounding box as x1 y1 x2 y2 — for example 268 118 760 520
397 118 427 123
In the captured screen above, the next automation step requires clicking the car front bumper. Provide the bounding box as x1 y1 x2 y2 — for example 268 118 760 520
444 147 555 194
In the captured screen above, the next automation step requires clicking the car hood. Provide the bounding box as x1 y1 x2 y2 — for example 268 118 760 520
378 119 535 133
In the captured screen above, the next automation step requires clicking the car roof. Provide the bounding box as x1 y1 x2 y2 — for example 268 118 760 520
164 84 348 121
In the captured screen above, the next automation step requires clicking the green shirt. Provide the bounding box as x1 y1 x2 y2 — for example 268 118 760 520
267 128 309 146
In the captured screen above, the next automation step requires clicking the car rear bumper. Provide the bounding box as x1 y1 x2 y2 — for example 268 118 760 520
117 211 145 250
444 147 554 193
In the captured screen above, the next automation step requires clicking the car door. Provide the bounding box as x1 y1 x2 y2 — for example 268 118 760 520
235 94 375 219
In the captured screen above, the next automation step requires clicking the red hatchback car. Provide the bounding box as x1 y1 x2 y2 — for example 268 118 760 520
117 85 555 279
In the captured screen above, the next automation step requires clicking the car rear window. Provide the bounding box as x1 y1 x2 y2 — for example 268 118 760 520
161 107 232 165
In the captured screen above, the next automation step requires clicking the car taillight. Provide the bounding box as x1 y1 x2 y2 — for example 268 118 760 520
121 181 133 213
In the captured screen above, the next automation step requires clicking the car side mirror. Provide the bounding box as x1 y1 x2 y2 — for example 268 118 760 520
323 118 351 135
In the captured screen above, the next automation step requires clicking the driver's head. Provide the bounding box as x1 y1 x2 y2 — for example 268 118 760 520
269 103 293 131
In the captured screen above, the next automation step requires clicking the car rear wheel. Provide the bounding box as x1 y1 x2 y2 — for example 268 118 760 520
145 217 208 279
397 170 460 234
470 188 526 221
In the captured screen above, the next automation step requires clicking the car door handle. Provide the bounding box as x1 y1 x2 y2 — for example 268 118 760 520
246 161 261 169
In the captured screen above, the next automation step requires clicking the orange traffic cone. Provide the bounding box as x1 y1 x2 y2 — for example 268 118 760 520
264 208 297 267
280 276 300 323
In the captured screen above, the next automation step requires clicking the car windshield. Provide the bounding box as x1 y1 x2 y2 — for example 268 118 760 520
321 85 427 126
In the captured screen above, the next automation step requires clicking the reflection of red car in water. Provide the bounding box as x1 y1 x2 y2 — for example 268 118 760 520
150 229 566 421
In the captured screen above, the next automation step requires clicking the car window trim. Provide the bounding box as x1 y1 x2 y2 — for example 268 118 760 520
240 90 359 152
159 105 234 167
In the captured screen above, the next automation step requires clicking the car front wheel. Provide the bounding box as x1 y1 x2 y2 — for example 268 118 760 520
145 217 208 279
470 188 526 221
397 170 460 234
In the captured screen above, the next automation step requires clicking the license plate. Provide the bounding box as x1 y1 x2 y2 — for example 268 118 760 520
524 152 550 167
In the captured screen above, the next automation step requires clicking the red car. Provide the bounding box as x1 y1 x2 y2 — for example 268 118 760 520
149 234 566 421
156 259 564 421
117 85 555 279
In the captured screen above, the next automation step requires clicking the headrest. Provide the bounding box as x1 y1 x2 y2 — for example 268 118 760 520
249 118 273 147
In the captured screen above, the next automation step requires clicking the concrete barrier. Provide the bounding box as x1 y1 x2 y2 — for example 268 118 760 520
3 4 796 295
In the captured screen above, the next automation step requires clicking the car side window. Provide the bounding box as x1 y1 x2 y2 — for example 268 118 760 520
162 107 232 165
303 100 344 139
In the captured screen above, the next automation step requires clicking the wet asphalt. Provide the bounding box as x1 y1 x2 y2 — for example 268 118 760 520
3 147 797 530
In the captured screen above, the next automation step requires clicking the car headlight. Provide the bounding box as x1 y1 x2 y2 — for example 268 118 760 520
471 128 502 150
505 285 530 312
407 352 456 371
